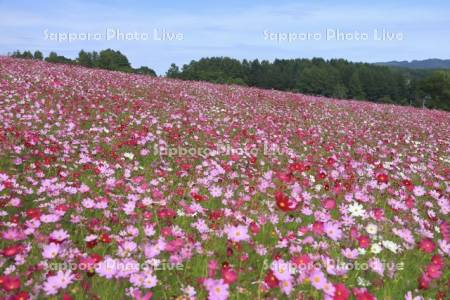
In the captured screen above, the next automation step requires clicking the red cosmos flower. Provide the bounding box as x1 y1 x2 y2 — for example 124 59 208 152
323 198 336 210
10 215 20 224
264 270 279 288
333 181 343 194
317 171 327 180
431 254 443 267
418 273 431 289
357 235 371 248
405 196 415 209
191 192 205 202
292 254 311 267
436 292 446 300
289 162 306 172
26 208 41 219
86 239 98 249
180 163 191 171
376 173 388 184
209 210 224 221
272 253 282 261
333 283 350 300
157 208 176 219
419 238 436 253
326 157 336 166
3 180 13 189
221 261 230 269
100 233 111 243
425 263 442 279
89 253 103 264
249 222 260 235
2 244 23 257
62 293 74 300
175 187 185 196
1 276 20 291
14 291 30 300
276 171 293 183
373 208 384 221
221 266 237 284
275 191 297 212
312 221 324 235
350 226 359 239
230 154 240 161
56 204 70 212
161 226 172 237
87 218 100 230
143 211 153 219
402 179 412 187
354 291 375 300
301 178 311 188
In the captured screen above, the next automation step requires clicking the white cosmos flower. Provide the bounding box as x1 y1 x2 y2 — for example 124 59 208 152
348 202 366 218
124 152 134 160
370 243 382 254
366 223 378 235
382 240 401 253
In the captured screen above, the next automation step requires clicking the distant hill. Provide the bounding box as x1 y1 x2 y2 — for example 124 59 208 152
376 59 450 69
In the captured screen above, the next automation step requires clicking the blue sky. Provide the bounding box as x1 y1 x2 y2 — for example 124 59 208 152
0 0 449 74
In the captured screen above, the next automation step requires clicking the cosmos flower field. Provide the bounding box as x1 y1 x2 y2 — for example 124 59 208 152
0 57 449 300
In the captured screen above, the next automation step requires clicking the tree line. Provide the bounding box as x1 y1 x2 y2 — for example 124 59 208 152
8 50 449 110
167 57 450 110
10 49 156 76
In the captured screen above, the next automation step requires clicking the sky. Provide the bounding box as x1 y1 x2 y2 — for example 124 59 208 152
0 0 449 74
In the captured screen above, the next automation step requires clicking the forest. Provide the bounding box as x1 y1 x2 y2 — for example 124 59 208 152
9 50 450 110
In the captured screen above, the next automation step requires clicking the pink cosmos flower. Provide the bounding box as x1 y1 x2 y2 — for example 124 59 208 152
130 273 145 287
393 228 415 245
142 273 157 288
280 280 293 295
133 289 153 300
49 229 69 242
203 278 229 300
209 185 223 197
43 270 74 295
224 225 250 243
309 269 326 290
2 228 26 241
82 198 95 208
324 222 343 241
95 257 118 279
341 248 359 260
413 186 426 197
368 257 385 276
208 260 219 277
271 259 292 281
322 281 336 296
404 291 424 300
42 243 60 259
